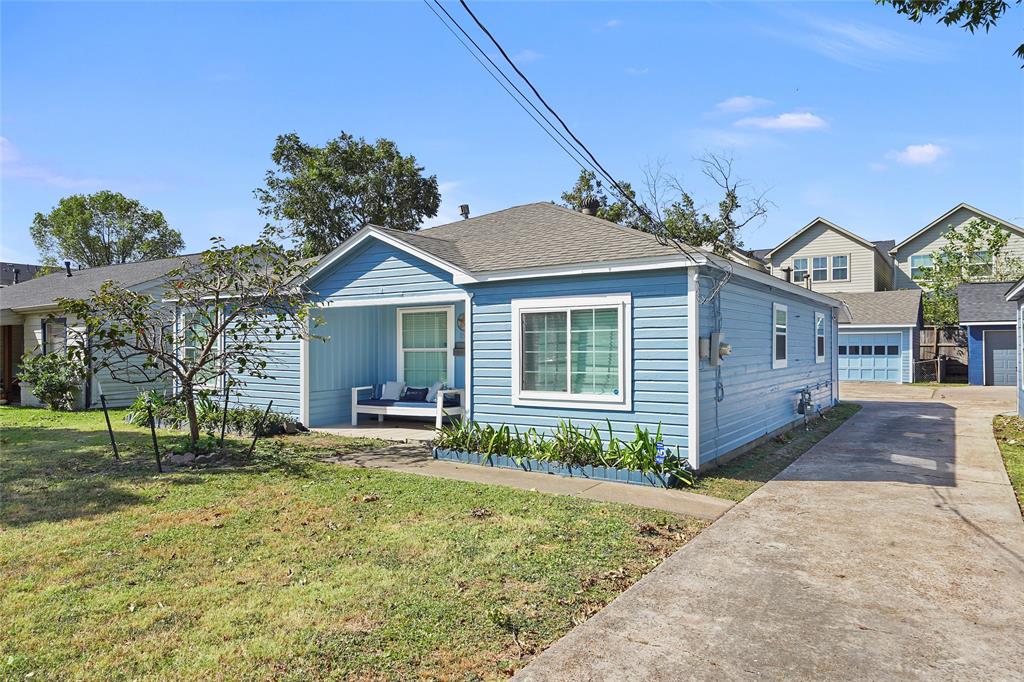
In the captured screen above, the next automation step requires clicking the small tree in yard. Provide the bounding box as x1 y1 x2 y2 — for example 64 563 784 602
918 218 1024 325
59 230 321 450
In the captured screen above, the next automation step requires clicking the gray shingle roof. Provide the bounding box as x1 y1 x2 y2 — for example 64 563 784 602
957 282 1018 324
748 248 772 262
836 290 922 326
382 202 685 273
0 254 198 311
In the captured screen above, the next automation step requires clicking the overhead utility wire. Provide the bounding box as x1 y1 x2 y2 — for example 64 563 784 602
425 0 599 178
455 0 694 258
422 0 598 180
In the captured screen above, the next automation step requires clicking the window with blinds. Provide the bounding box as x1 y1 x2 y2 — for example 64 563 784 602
399 309 449 387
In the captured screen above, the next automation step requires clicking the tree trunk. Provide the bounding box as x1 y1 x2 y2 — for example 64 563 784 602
181 385 200 449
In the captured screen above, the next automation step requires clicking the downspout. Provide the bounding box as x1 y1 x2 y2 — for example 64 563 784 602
463 291 473 422
687 268 701 471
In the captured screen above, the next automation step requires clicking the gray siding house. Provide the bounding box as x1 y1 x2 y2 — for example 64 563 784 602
890 204 1024 290
764 218 893 294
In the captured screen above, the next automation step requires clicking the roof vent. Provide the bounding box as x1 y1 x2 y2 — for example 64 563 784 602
13 268 20 284
580 196 600 216
64 261 73 278
459 204 470 220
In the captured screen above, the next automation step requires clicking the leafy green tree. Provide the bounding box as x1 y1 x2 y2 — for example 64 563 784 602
255 132 441 257
877 0 1023 63
559 169 644 229
918 218 1024 325
59 230 320 449
30 191 184 267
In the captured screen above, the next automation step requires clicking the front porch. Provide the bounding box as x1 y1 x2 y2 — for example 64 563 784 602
305 296 469 433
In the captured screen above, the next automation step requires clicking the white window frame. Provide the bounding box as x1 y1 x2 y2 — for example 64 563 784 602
815 312 826 364
811 256 829 282
511 293 632 411
792 257 808 282
830 254 850 282
910 254 933 280
396 305 456 388
772 302 788 369
177 306 223 391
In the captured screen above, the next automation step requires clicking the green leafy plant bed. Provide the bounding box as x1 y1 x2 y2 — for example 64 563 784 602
433 447 682 488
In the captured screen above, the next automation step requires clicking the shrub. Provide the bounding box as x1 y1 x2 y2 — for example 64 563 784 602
434 418 694 486
16 352 87 411
124 391 292 437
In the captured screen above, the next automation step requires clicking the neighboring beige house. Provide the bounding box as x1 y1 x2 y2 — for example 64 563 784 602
763 217 893 293
890 203 1024 289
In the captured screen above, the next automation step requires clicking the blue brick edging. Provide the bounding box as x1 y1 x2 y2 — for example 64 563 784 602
432 447 679 489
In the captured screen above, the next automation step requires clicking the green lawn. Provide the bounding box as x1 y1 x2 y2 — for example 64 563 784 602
0 407 705 680
992 415 1024 517
692 403 862 501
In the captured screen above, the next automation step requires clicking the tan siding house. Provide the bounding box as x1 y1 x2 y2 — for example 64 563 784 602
765 218 890 294
891 204 1024 289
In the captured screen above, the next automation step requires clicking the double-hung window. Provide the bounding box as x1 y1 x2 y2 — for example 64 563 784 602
812 256 828 282
910 254 933 280
772 303 788 369
972 251 992 278
42 318 67 355
398 306 454 387
792 258 808 282
179 307 221 390
815 312 826 363
831 255 849 281
512 294 631 409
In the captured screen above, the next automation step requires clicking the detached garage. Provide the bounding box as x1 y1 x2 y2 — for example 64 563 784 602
958 282 1018 386
836 290 922 384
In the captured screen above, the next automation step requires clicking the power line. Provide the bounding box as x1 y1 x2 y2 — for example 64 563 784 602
424 0 600 180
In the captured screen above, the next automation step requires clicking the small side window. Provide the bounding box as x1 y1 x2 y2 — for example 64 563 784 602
861 346 874 356
838 346 847 355
772 303 788 369
814 312 826 364
887 345 899 356
874 345 886 355
848 346 860 356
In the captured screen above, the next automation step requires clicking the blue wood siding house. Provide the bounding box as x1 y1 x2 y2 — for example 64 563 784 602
1008 279 1024 415
959 282 1018 386
260 203 841 470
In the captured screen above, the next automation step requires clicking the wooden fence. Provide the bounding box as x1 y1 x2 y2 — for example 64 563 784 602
917 325 968 382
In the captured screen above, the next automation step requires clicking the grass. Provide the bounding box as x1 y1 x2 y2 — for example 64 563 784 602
691 402 862 502
991 415 1024 517
0 406 705 681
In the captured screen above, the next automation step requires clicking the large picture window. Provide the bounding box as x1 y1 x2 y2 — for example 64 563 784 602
512 294 631 409
772 303 788 369
398 307 454 388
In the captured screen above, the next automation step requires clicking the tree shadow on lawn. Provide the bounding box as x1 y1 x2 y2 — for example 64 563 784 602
0 426 319 528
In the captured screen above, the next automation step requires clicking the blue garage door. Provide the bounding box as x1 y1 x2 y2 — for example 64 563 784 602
839 332 902 382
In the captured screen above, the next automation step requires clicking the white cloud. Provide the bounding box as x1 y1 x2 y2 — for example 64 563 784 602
886 143 948 165
512 49 542 64
735 112 827 130
624 67 650 76
715 96 773 114
604 19 621 29
766 11 941 69
0 137 103 189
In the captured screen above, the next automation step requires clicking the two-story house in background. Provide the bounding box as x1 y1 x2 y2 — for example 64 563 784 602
753 203 1024 385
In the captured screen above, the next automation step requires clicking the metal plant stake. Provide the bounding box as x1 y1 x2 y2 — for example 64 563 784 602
99 394 120 460
247 401 274 457
146 400 162 473
219 382 231 448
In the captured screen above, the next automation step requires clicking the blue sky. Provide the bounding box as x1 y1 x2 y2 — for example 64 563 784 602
2 1 1022 263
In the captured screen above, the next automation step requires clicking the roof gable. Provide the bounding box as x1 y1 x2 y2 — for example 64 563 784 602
891 203 1024 254
836 290 922 327
766 217 880 259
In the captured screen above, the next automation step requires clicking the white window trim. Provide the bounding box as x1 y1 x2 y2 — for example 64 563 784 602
815 311 826 364
773 302 788 369
396 305 456 387
511 293 632 411
177 306 224 392
830 254 850 282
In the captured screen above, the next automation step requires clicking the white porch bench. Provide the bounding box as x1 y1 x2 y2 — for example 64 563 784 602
350 385 464 429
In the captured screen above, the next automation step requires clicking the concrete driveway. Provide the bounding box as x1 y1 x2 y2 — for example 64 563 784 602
516 384 1024 681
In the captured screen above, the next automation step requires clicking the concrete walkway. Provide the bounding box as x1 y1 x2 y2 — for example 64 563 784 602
516 384 1024 681
322 443 735 521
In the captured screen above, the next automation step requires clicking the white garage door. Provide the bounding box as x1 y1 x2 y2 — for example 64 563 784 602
839 332 902 383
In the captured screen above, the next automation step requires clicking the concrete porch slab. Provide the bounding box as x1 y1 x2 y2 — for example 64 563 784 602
313 419 436 442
